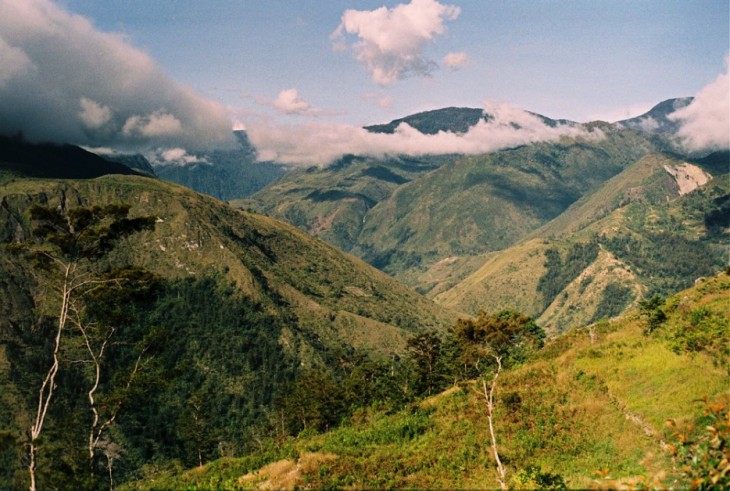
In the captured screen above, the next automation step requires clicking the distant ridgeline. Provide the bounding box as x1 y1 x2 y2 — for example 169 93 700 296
0 134 143 179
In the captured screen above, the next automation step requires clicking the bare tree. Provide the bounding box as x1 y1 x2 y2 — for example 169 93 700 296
97 437 124 491
481 355 507 491
22 204 154 490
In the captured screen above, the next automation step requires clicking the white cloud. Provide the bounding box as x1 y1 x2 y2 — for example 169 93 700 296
246 100 589 166
670 57 730 152
79 97 112 130
331 0 460 85
272 88 314 115
376 96 395 110
148 147 210 167
122 111 183 138
0 0 234 151
634 117 659 132
363 92 395 110
258 88 336 117
442 51 468 70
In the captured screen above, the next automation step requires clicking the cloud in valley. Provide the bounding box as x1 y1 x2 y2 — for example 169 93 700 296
331 0 461 85
670 57 730 152
0 0 234 151
247 100 590 166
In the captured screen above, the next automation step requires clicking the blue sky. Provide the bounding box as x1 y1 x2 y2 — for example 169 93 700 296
61 0 728 124
1 0 728 163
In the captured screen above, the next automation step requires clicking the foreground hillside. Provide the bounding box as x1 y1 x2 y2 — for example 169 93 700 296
0 171 456 489
123 271 730 490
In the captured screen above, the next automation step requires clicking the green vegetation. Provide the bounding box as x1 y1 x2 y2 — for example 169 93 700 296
666 399 730 490
364 107 489 135
601 232 721 297
245 124 658 293
590 283 635 323
2 125 728 490
121 272 730 490
437 151 728 329
537 242 599 309
240 154 447 253
0 171 456 490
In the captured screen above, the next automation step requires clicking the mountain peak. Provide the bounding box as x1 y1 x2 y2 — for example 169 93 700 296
617 97 693 134
364 107 488 135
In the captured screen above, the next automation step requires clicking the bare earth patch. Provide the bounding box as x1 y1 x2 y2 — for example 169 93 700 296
238 452 338 490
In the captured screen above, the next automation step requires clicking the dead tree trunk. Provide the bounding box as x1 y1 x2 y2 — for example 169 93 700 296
28 262 73 491
481 355 507 491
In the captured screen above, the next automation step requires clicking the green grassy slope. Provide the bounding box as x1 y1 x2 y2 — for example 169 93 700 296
123 272 730 490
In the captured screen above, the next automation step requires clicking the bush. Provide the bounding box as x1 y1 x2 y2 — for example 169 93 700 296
511 465 567 490
666 399 730 490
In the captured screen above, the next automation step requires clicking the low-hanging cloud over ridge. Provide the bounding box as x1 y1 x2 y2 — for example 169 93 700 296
247 101 591 166
669 55 730 153
0 0 234 151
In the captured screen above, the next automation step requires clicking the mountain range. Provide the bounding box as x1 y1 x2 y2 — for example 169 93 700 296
0 96 727 489
235 99 727 331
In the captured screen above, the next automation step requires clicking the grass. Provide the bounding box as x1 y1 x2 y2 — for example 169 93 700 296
121 271 730 491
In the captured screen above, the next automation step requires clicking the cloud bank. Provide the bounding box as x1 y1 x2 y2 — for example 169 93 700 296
331 0 460 85
0 0 233 151
670 57 730 152
247 101 588 166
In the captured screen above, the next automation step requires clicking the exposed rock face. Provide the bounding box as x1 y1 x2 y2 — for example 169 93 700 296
663 162 712 195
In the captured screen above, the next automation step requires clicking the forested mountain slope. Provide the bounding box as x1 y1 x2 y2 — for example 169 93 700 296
245 122 659 293
0 168 456 489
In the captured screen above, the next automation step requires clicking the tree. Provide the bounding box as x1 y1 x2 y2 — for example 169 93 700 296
21 203 154 491
451 309 545 378
639 294 667 334
406 331 444 396
71 268 159 480
482 354 507 490
449 310 545 490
